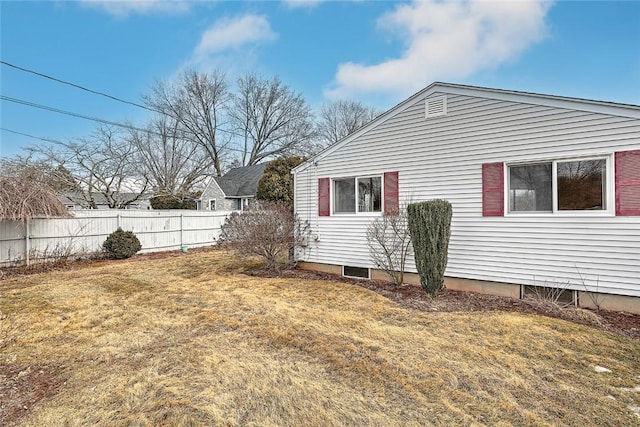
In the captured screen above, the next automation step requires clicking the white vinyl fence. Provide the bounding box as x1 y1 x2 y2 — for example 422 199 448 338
0 210 231 266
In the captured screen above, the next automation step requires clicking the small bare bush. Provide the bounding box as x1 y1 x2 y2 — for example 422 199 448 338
218 201 308 270
366 209 412 286
526 278 576 308
576 268 607 312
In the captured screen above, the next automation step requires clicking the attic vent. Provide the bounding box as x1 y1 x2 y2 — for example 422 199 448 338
425 95 447 118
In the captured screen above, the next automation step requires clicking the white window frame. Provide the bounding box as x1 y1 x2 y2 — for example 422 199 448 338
506 154 613 216
342 265 371 279
331 175 383 216
209 200 216 211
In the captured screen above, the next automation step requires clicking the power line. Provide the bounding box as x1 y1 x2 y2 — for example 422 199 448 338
1 60 258 143
1 127 65 145
1 124 249 156
1 94 251 148
0 60 250 140
0 60 160 115
1 95 159 136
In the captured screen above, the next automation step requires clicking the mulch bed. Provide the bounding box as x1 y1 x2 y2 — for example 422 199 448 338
249 267 640 340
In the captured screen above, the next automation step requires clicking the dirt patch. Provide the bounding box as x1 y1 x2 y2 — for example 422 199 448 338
0 364 64 426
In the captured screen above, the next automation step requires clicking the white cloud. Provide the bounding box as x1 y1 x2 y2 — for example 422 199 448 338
325 0 553 100
282 0 326 9
194 14 277 57
79 0 191 17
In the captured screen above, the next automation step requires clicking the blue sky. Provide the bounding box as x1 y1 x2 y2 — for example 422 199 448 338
1 0 639 159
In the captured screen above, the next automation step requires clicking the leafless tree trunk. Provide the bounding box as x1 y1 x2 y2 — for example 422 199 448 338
145 69 230 176
28 125 149 209
317 100 380 147
230 73 315 166
129 115 212 195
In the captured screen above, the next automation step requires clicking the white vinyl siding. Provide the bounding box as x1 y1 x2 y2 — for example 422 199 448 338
294 91 640 297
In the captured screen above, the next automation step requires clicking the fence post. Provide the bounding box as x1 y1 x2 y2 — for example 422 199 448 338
25 218 30 266
180 213 184 248
117 213 121 229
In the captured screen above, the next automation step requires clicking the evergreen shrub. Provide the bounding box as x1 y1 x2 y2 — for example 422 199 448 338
103 227 142 259
256 156 306 206
406 200 452 296
150 193 198 210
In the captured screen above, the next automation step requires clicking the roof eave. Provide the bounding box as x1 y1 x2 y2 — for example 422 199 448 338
292 82 640 175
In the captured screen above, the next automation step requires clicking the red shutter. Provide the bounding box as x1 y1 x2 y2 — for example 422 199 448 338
384 171 399 215
482 162 504 216
616 150 640 216
318 178 330 216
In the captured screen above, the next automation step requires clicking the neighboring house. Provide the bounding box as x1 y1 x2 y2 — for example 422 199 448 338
198 163 268 211
59 192 152 210
292 82 640 314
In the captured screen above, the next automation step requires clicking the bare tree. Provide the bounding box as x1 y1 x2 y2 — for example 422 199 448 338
29 125 149 209
317 100 380 147
130 114 212 195
230 73 315 166
145 69 230 176
0 158 70 220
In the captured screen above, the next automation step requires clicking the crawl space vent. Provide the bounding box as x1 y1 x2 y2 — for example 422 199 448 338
425 95 447 118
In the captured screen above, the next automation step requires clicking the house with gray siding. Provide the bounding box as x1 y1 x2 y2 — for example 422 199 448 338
198 163 268 211
292 82 640 313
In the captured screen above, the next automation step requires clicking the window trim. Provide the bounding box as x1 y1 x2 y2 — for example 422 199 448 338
209 200 216 211
505 155 613 216
331 174 383 216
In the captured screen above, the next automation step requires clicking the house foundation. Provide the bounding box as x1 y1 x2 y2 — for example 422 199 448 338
297 261 640 315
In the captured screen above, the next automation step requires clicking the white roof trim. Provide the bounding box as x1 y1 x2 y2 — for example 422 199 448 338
293 82 640 175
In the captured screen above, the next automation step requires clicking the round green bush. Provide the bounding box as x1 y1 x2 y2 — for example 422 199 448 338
103 227 142 259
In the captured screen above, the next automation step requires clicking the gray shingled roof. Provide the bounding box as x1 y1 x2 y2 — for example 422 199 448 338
214 163 268 197
59 192 150 207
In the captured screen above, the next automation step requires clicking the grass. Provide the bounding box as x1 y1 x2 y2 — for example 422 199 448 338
1 250 639 426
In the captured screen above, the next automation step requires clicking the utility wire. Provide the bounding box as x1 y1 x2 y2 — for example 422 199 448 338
1 95 160 136
0 60 161 115
1 127 64 145
1 126 249 158
1 60 253 141
1 93 249 142
0 94 247 153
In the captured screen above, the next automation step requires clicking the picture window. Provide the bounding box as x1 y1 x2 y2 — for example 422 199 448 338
333 176 381 214
508 157 608 213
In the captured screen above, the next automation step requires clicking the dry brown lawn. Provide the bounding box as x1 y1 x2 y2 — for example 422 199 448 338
1 250 639 426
